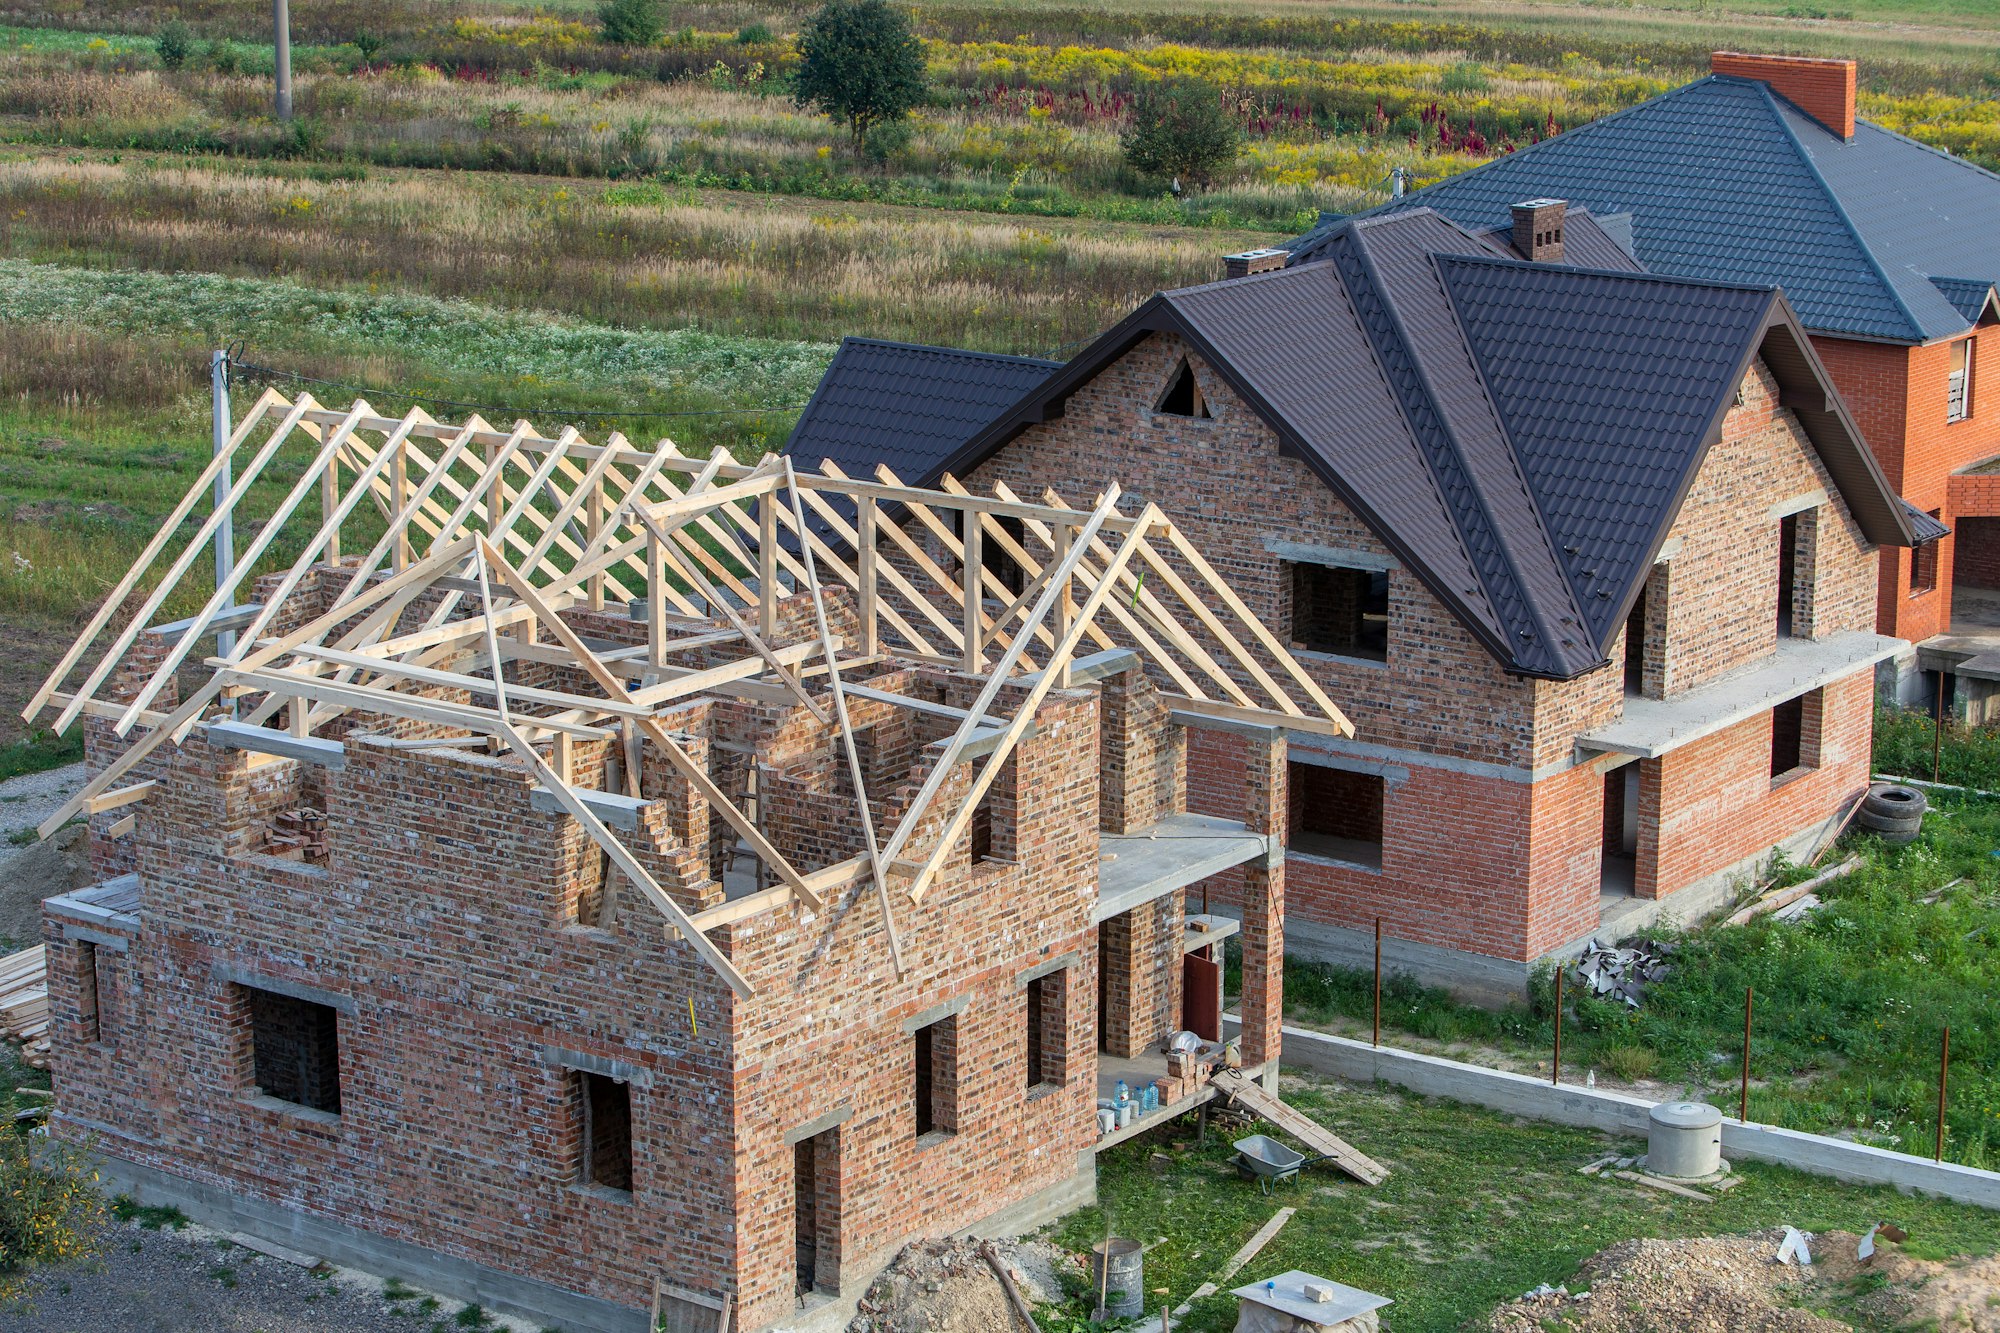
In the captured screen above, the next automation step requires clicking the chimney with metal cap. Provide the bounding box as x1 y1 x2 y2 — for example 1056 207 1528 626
1510 199 1567 263
1223 248 1290 280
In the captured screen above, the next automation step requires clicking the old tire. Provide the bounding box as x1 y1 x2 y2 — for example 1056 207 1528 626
1857 783 1927 843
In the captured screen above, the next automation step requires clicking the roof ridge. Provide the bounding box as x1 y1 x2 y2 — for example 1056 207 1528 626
834 335 1063 367
1753 79 1931 343
1331 227 1571 673
1434 249 1782 297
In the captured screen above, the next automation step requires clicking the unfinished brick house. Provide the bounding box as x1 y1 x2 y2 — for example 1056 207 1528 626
27 393 1358 1331
1329 51 1997 706
785 206 1925 996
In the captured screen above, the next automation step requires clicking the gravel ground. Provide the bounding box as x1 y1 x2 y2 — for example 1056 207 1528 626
3 1212 547 1333
0 761 92 947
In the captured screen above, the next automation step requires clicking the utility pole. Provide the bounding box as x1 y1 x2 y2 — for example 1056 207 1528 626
211 350 236 659
273 0 293 120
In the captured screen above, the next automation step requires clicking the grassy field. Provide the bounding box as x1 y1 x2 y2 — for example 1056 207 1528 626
1060 1074 2000 1332
1278 709 2000 1170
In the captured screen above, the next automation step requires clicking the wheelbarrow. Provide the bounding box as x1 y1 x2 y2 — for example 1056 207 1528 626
1232 1134 1309 1195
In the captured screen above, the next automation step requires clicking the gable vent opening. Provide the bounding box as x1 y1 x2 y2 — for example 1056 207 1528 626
1157 360 1212 419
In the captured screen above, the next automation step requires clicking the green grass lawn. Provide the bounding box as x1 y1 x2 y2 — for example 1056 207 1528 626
1277 709 2000 1170
1059 1075 2000 1332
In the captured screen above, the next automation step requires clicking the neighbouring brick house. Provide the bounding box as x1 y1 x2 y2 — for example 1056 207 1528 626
36 413 1328 1333
1325 51 1998 706
785 206 1924 996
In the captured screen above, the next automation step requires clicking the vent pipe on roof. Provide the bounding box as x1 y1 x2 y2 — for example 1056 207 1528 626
1391 166 1407 199
1510 199 1567 264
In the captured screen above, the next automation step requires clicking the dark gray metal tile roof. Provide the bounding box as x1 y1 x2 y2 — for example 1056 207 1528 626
1929 276 1998 325
829 211 1917 679
1437 253 1777 651
783 337 1060 484
1305 75 2000 344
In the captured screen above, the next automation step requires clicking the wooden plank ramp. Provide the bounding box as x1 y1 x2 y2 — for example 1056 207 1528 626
1221 1073 1388 1185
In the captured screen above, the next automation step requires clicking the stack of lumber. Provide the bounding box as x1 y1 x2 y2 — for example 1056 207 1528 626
0 945 49 1068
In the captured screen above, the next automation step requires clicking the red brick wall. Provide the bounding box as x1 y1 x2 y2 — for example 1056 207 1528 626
1814 325 2000 641
1711 52 1856 139
1639 669 1873 895
52 668 1113 1331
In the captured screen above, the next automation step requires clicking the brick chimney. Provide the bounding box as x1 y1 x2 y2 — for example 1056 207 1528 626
1712 51 1856 141
1509 199 1566 264
1223 248 1289 280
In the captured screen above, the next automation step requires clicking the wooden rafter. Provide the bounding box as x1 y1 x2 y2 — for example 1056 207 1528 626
27 395 1351 994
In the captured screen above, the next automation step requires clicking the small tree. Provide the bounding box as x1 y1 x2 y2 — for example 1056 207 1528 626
599 0 660 47
155 20 193 70
1121 79 1241 192
792 0 926 148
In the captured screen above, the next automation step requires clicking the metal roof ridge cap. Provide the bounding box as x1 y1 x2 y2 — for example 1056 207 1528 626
1431 249 1782 297
833 334 1065 367
1338 228 1561 673
1758 80 1933 342
1430 256 1617 659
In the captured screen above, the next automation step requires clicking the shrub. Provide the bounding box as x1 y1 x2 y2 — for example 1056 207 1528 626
793 0 927 147
1601 1045 1659 1081
155 20 192 71
1121 79 1240 192
0 1136 105 1295
862 118 911 163
353 30 385 66
736 22 773 44
598 0 661 48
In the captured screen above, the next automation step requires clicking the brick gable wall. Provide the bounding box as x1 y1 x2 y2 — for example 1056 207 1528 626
980 329 1881 968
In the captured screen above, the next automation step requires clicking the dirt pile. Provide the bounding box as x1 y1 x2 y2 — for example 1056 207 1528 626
1483 1228 2000 1332
845 1237 1077 1333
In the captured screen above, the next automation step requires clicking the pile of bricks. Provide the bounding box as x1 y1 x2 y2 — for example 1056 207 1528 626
263 808 329 865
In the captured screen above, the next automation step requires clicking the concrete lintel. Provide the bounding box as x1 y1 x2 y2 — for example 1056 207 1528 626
1169 709 1277 740
927 719 1040 763
62 924 131 954
537 1045 655 1088
1096 813 1269 924
1285 746 1409 786
1014 648 1142 690
1654 536 1682 564
1767 488 1827 520
783 1104 854 1146
149 602 265 647
1262 537 1399 573
1015 951 1081 990
900 993 969 1034
1576 631 1905 759
528 784 647 830
206 720 348 770
210 964 358 1016
46 876 142 932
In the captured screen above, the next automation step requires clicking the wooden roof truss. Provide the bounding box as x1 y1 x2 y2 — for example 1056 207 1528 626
27 394 1351 997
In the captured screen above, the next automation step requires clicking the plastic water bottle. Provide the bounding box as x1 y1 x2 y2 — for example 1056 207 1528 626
1114 1078 1130 1106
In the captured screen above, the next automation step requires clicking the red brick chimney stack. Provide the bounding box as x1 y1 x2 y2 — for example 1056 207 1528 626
1510 199 1567 264
1712 51 1857 141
